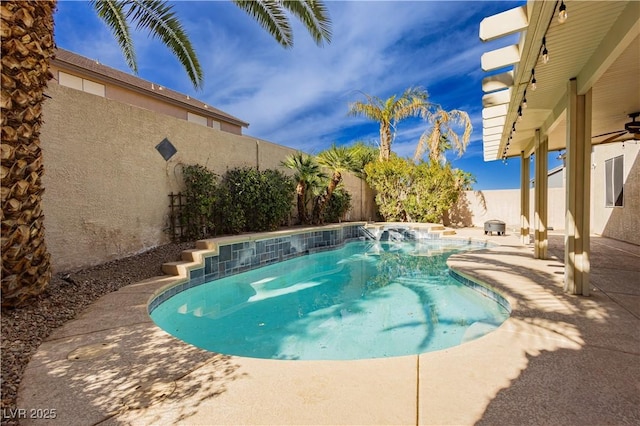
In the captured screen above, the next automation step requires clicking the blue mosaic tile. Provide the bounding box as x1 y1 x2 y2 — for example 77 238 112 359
189 268 204 280
219 245 231 261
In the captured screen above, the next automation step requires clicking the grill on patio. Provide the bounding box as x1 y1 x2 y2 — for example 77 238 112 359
484 220 506 236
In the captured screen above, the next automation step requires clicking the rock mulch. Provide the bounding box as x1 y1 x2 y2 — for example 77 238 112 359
1 241 194 426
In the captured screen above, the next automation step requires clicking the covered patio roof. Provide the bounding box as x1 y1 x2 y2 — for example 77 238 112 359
480 0 640 161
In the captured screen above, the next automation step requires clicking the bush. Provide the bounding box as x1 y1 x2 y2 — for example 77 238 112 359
364 158 472 223
221 167 294 232
181 164 219 239
179 164 295 238
323 188 352 223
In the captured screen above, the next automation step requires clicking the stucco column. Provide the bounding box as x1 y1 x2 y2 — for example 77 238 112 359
564 78 592 296
520 151 530 244
534 129 548 259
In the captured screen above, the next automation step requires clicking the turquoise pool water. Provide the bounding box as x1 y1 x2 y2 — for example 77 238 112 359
150 240 509 360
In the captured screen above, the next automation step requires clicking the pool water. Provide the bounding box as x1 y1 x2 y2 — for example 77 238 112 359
150 240 510 360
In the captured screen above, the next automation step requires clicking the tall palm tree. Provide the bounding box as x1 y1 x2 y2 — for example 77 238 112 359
1 0 332 308
413 108 472 163
312 144 357 224
281 152 326 224
348 87 429 161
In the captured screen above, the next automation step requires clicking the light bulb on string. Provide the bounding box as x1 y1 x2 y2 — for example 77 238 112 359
558 1 568 23
518 106 523 122
541 37 549 64
522 91 528 109
530 69 537 91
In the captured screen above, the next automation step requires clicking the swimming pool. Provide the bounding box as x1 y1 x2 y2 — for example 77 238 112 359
150 238 510 360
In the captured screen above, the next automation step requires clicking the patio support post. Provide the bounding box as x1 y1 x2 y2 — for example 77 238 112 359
520 151 530 244
534 129 548 259
564 78 592 295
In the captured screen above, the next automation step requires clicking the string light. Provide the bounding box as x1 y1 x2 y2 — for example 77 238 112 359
530 69 537 91
522 91 528 109
541 37 549 64
517 106 523 121
558 1 568 24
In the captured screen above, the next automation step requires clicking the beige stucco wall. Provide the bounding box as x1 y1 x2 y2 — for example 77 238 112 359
590 143 640 245
40 84 375 271
451 187 566 232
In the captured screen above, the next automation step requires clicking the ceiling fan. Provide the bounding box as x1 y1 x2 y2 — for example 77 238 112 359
592 112 640 145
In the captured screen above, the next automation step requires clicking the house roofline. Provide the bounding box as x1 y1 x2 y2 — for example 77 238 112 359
52 48 249 128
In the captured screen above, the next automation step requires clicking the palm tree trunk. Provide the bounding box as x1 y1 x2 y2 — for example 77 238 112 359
296 182 308 224
312 172 341 224
379 123 392 161
1 0 56 307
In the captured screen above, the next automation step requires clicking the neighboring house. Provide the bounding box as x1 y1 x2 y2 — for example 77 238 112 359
50 48 249 135
531 164 565 189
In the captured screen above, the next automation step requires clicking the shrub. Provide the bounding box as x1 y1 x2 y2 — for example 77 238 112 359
364 158 473 223
222 167 294 232
323 187 352 223
179 164 295 238
181 164 218 239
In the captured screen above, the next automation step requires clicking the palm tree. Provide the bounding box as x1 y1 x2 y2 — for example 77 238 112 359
413 107 472 163
345 141 378 179
0 0 332 308
281 152 326 224
233 0 332 48
348 87 429 161
312 144 357 224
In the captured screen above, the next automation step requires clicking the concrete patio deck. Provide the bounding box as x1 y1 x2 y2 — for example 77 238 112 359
17 227 640 425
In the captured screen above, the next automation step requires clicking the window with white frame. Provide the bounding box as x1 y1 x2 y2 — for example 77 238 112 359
605 155 624 207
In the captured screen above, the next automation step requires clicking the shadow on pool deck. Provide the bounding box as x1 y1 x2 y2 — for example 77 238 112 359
16 228 640 425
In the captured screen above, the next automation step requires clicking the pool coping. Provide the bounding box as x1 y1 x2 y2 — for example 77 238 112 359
16 225 640 425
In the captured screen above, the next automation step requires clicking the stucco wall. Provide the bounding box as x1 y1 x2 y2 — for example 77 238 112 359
591 143 640 245
450 188 566 232
40 84 375 271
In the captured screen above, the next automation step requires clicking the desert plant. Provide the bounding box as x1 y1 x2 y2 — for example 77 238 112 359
312 144 358 224
323 187 352 223
348 87 429 161
281 152 326 224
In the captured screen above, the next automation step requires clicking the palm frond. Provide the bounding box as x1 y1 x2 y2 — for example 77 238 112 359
414 107 473 162
282 0 332 46
90 0 137 73
125 0 203 89
317 144 357 173
233 0 293 48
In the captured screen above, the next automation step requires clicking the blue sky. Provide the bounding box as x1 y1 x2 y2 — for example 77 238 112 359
53 0 560 190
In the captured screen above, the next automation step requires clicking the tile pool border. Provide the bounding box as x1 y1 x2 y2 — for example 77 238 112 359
449 269 511 313
148 223 509 315
148 223 364 313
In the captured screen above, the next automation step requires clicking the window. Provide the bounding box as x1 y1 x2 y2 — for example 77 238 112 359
605 155 624 207
58 71 105 97
187 112 208 126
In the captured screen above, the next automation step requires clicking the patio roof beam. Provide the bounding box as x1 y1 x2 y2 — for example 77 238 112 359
492 1 558 160
479 5 528 42
482 71 514 93
481 45 521 72
482 88 512 107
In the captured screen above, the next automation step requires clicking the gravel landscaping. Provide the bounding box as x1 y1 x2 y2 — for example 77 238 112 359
1 241 194 425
